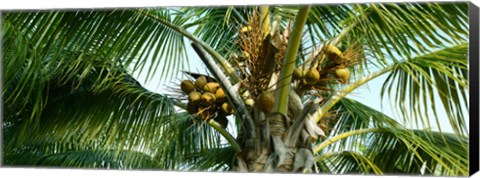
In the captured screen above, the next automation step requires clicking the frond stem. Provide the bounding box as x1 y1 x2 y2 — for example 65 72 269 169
274 6 311 114
313 128 385 154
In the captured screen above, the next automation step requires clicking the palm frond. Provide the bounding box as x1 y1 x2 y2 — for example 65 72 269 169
2 8 190 85
351 3 468 63
4 148 161 169
316 98 468 176
181 146 236 171
380 43 469 136
316 151 383 175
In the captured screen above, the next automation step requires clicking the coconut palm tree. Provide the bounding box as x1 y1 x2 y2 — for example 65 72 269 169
2 3 470 176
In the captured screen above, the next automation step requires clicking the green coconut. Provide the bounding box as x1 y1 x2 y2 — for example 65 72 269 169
293 68 305 80
305 68 320 84
195 76 208 90
180 80 195 94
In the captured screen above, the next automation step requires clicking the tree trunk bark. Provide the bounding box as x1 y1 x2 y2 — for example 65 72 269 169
233 91 318 173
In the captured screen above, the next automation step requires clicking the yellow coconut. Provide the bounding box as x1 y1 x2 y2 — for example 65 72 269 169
221 102 234 115
201 92 216 106
335 68 350 83
305 68 320 84
203 82 220 93
195 76 208 90
326 45 342 62
188 91 202 105
215 88 226 101
258 92 275 113
180 80 195 94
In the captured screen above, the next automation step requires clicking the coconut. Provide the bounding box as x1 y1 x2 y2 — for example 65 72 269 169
186 102 198 114
180 80 195 94
220 102 234 115
326 45 342 62
203 82 220 93
201 92 216 106
214 116 229 129
215 88 226 101
292 68 304 80
305 68 320 84
258 92 275 113
188 91 202 105
335 68 350 83
195 76 208 90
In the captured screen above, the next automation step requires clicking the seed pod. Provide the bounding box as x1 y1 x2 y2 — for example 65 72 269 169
258 92 275 113
326 45 342 62
201 92 216 106
214 116 229 129
188 91 202 105
195 76 208 90
215 88 226 101
203 82 220 93
335 68 350 84
305 68 320 84
180 80 195 94
221 102 234 115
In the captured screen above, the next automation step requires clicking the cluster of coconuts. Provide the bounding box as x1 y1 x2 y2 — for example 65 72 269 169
180 76 233 129
292 45 351 86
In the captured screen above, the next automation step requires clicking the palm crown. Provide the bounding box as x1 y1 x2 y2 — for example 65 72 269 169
2 3 469 176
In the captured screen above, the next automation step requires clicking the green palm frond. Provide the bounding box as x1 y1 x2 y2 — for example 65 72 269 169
181 7 250 56
2 8 190 84
315 98 468 176
381 43 468 136
316 151 383 175
4 148 160 169
181 146 236 171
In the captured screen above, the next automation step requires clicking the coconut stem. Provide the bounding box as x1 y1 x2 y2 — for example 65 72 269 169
274 6 311 115
208 119 242 152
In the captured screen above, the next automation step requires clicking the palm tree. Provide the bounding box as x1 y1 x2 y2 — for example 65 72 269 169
2 2 470 176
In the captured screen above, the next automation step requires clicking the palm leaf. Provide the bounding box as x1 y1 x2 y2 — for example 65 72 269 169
4 148 161 169
316 98 468 176
380 43 469 136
